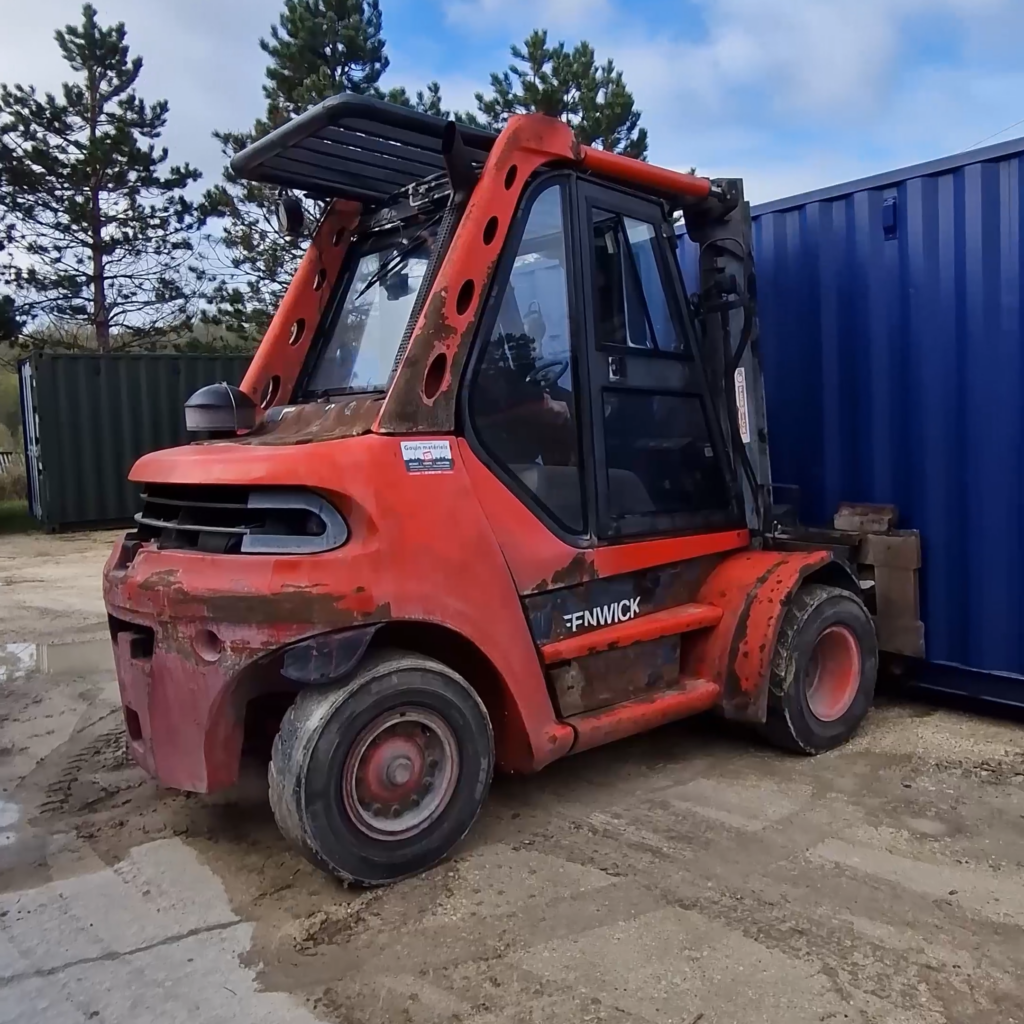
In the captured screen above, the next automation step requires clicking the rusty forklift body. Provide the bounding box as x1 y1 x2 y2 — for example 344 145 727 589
103 97 921 884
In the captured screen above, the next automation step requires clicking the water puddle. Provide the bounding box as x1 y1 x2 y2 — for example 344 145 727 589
0 798 19 830
0 638 113 683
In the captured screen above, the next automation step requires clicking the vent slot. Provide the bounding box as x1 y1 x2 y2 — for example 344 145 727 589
134 485 347 554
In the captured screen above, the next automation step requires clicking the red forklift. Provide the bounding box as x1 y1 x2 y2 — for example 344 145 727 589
103 97 923 885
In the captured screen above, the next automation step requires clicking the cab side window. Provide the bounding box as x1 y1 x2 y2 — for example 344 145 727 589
469 183 584 533
591 210 684 353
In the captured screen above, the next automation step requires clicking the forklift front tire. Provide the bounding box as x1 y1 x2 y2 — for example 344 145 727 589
269 651 494 885
760 584 878 754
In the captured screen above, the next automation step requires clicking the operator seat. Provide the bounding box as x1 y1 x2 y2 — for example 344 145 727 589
511 465 655 525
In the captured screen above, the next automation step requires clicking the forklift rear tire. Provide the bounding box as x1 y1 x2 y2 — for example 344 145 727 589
269 651 494 885
760 584 877 754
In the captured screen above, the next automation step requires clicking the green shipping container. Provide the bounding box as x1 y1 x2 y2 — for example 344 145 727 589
18 353 252 530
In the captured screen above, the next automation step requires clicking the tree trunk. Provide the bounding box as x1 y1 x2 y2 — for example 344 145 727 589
91 190 109 352
87 68 109 352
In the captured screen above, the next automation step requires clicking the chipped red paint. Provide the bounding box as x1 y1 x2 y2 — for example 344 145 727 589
567 679 722 754
106 554 323 792
375 117 716 438
111 433 574 790
685 549 835 723
240 201 361 411
540 603 723 664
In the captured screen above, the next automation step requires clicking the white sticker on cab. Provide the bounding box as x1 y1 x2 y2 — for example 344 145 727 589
401 439 454 474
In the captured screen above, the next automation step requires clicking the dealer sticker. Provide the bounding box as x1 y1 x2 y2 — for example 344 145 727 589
401 439 454 474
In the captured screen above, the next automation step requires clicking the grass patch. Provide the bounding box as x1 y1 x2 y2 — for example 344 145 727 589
0 499 36 534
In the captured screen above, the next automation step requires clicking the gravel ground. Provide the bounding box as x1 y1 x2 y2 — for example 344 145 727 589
1 531 1023 1023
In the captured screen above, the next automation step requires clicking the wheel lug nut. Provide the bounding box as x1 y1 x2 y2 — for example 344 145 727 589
423 778 433 790
410 795 421 807
427 757 439 769
390 805 402 819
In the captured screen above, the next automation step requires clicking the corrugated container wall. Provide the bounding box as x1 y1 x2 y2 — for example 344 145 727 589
20 353 252 530
680 137 1024 679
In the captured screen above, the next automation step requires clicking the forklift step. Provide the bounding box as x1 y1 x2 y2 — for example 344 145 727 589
566 678 722 754
540 603 723 664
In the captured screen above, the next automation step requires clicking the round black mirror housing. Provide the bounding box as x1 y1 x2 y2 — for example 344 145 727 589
276 192 305 240
184 383 257 437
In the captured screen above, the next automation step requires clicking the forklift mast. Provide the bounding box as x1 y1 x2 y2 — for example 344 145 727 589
684 183 772 536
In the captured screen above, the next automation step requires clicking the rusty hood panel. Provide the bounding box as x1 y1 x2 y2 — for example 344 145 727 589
129 414 377 486
233 395 384 446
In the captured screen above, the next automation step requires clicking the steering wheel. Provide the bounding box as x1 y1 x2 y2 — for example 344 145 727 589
526 357 570 389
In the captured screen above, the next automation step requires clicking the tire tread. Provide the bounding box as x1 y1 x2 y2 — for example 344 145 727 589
761 583 876 755
268 649 492 885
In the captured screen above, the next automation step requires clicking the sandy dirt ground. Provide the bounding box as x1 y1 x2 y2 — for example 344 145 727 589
1 530 1024 1023
0 531 122 645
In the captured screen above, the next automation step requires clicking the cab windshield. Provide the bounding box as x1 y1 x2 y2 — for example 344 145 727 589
304 217 440 396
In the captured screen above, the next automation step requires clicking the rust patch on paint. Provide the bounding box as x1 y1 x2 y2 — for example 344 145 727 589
200 590 391 628
137 568 184 592
228 395 383 447
527 552 599 595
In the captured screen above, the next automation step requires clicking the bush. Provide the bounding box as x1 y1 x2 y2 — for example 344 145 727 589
0 460 27 502
0 370 21 442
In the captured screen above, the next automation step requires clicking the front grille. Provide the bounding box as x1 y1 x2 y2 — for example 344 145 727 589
135 484 347 554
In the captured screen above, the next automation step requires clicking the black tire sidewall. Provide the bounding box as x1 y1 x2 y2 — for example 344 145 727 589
775 590 878 751
300 667 493 884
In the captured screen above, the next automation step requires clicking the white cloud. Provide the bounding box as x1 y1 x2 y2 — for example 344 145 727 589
611 0 1021 120
1 0 278 182
443 0 612 33
4 0 1021 210
576 0 1024 202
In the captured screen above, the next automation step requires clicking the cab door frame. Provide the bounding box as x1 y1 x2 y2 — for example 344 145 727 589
574 178 744 543
459 168 595 549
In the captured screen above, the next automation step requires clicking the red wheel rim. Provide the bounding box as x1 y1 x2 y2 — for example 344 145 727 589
805 625 862 722
341 707 459 841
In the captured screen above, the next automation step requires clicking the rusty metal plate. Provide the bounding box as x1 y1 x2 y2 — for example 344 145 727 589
549 635 680 716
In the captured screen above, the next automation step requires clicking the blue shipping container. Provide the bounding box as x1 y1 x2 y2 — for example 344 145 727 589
680 136 1024 689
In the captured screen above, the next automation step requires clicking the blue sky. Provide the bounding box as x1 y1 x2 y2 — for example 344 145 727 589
4 0 1024 204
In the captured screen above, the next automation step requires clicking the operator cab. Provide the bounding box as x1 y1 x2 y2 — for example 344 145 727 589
465 171 743 543
227 95 749 548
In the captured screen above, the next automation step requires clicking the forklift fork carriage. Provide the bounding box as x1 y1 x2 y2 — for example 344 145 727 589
103 96 921 884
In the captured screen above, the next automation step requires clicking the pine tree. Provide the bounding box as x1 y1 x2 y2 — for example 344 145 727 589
386 80 482 125
0 4 206 352
476 30 647 159
206 0 393 340
0 295 20 342
262 0 389 119
0 215 18 342
385 81 447 118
